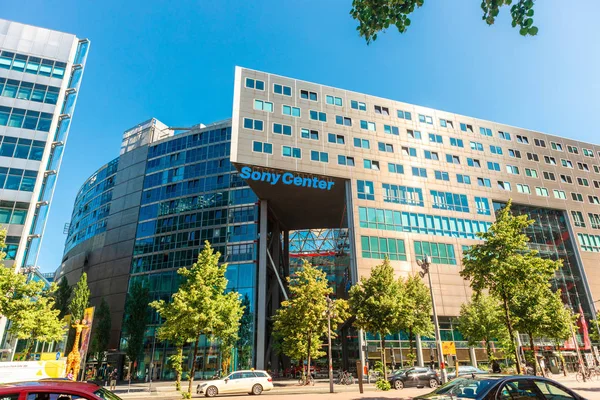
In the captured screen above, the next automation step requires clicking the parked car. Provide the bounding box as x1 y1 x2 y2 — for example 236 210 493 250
388 367 441 390
447 366 489 379
414 374 585 400
197 370 273 397
0 380 121 400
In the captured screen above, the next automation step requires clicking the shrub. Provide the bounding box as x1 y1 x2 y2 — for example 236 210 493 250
375 378 391 391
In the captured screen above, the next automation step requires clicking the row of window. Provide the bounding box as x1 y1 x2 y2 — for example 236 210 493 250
0 78 60 105
0 168 38 192
571 211 600 230
0 200 29 225
0 136 45 161
360 235 457 265
0 50 67 79
1 235 20 260
577 233 600 252
358 206 492 240
0 106 53 132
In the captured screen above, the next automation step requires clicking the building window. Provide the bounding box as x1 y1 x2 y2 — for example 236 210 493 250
467 158 481 168
309 110 327 122
479 127 492 136
388 163 404 174
326 95 343 106
527 153 539 162
551 142 563 151
561 159 573 168
253 99 273 112
577 177 589 187
357 180 375 200
450 138 464 148
338 155 355 166
508 149 521 158
588 213 600 229
412 167 427 178
487 162 501 172
553 190 566 199
506 165 520 175
440 119 454 128
525 168 538 178
361 236 407 260
583 148 594 157
252 141 272 154
300 90 318 101
419 114 433 124
245 78 264 90
589 195 600 205
282 146 301 158
517 184 531 194
534 187 548 196
577 233 600 252
335 115 352 126
310 150 328 163
543 171 556 181
0 136 45 161
544 156 556 165
282 105 301 117
0 107 53 132
477 177 492 187
328 133 345 144
457 174 471 184
430 190 469 212
429 134 443 144
273 83 292 96
382 184 424 206
498 181 512 191
516 135 529 144
360 120 376 131
578 162 590 172
572 211 586 227
353 138 370 149
434 171 449 181
402 147 417 157
364 159 380 171
397 110 412 120
490 145 503 155
374 105 390 115
560 174 573 184
384 125 400 135
571 192 583 202
534 138 546 147
424 150 439 160
407 130 422 140
447 154 461 164
351 100 367 111
273 123 292 136
301 128 319 140
243 118 264 131
460 123 473 132
414 241 457 265
470 141 484 151
499 131 511 141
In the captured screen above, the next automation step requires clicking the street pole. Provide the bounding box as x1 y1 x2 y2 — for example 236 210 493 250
326 296 334 394
567 306 586 382
419 256 447 384
148 330 157 392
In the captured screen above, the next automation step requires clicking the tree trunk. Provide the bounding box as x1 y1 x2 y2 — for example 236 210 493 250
188 337 200 395
408 328 414 367
381 335 387 380
485 339 492 362
176 345 183 391
528 333 537 376
24 339 33 360
306 332 311 385
502 294 521 374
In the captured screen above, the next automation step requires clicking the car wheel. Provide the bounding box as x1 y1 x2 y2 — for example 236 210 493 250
205 386 218 397
429 378 438 388
252 384 263 395
394 380 404 390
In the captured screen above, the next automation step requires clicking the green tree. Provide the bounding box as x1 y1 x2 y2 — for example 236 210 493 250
54 276 72 319
590 317 600 344
273 260 348 382
457 294 508 360
155 241 244 396
9 288 65 359
122 281 150 379
398 275 434 364
90 298 111 366
460 200 561 374
68 272 90 321
350 0 538 43
349 257 403 379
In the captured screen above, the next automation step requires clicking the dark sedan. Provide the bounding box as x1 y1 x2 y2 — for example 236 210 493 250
414 375 585 400
388 367 441 390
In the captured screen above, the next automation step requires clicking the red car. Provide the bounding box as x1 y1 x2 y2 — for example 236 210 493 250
0 380 121 400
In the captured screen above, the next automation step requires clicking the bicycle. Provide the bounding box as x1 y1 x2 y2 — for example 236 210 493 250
298 373 315 386
575 365 597 382
335 370 354 385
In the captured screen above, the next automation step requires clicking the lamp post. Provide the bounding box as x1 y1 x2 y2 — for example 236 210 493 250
566 305 586 382
324 296 335 394
418 255 447 384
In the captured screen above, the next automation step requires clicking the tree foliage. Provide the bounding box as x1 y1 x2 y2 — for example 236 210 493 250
68 272 90 321
273 260 348 380
398 275 434 361
457 294 508 359
90 298 111 364
350 0 538 43
54 276 72 319
460 200 561 373
122 281 150 374
349 258 403 378
152 241 243 396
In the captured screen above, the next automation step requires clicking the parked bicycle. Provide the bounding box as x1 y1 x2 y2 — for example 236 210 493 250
335 370 354 385
298 373 315 386
575 364 597 382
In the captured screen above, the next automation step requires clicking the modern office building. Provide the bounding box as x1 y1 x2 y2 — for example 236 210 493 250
231 66 600 368
0 19 89 344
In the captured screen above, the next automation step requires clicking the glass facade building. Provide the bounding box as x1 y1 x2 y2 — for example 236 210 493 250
0 19 89 348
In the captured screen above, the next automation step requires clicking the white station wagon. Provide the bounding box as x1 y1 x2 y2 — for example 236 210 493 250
197 370 274 397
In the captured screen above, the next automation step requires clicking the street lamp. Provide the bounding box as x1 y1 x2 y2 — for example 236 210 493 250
324 296 335 394
417 256 448 384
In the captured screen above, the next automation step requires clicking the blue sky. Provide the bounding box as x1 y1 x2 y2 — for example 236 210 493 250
3 0 600 272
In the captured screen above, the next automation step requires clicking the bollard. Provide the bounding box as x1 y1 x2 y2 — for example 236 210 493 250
356 360 364 394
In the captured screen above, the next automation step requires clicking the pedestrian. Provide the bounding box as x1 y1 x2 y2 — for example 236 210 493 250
67 369 74 381
492 360 501 373
110 368 118 391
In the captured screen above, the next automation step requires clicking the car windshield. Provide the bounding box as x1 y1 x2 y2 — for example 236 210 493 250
393 369 407 375
430 377 498 399
94 388 123 400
